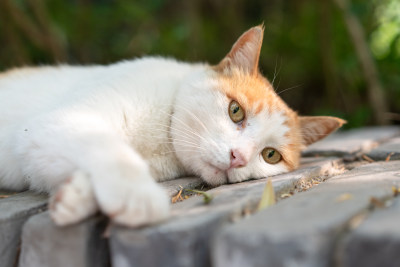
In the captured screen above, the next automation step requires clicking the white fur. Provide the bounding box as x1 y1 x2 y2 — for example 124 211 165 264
50 170 97 226
0 57 290 226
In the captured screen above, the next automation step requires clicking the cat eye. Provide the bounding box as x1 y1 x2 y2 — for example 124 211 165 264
228 100 245 123
261 147 282 164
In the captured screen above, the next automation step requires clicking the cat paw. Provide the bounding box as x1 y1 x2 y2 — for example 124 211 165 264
49 170 98 226
95 178 170 227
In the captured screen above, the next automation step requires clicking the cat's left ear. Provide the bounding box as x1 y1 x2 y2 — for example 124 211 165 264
216 25 264 75
299 116 346 146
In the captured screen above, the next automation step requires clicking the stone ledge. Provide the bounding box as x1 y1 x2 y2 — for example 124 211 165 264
213 161 400 267
302 126 400 157
337 196 400 267
0 191 47 267
19 212 110 267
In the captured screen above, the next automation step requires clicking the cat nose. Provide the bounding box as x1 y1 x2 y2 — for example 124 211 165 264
230 149 248 168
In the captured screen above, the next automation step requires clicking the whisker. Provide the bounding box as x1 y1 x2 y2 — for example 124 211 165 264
158 142 206 151
174 104 210 135
144 124 198 143
271 56 282 88
277 84 303 96
159 113 201 137
275 76 282 92
148 130 200 149
271 57 278 87
160 113 210 144
155 103 213 143
152 149 200 156
129 103 217 155
132 129 203 149
133 131 200 149
173 104 221 150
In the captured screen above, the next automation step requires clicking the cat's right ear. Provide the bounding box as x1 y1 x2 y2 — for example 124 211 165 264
215 25 264 76
299 116 346 146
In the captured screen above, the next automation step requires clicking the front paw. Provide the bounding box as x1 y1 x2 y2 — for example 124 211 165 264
49 170 98 226
95 178 170 227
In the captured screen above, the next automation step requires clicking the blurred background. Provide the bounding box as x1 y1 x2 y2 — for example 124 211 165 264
0 0 399 128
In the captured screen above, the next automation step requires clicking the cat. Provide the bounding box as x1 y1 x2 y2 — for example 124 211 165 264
0 25 345 227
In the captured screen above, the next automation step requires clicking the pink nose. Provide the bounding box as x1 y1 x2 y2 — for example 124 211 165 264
230 149 247 168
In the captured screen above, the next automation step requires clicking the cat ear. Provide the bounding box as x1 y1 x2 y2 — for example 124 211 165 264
299 116 346 146
216 25 264 75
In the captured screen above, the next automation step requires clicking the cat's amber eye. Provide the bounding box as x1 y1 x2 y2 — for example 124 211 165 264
228 100 245 123
262 147 282 164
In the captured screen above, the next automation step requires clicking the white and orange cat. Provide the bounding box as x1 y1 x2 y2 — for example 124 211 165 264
0 26 344 227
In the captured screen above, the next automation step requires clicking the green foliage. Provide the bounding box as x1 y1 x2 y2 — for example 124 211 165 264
0 0 398 127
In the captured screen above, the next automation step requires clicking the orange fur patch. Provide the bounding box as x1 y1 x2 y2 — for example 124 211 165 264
214 68 280 116
213 67 304 170
282 115 302 171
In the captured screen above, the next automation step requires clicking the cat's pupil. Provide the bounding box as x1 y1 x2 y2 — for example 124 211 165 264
233 107 239 114
268 150 275 158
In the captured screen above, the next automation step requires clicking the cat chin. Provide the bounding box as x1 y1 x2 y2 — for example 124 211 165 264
199 162 229 186
199 162 251 186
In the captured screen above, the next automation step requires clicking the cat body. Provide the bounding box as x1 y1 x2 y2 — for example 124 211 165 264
0 59 195 190
0 26 344 227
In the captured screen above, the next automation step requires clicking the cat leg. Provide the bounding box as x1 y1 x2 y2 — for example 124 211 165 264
16 110 170 227
90 157 170 227
49 170 98 226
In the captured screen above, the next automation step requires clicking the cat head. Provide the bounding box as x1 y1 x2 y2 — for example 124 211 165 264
172 25 345 186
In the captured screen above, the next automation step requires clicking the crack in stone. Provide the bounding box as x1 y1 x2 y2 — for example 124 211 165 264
331 190 400 267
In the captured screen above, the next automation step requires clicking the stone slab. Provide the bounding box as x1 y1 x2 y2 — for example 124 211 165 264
366 137 400 161
213 161 400 267
338 196 400 267
302 126 400 157
110 157 343 267
0 191 47 267
19 212 110 267
111 211 226 267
